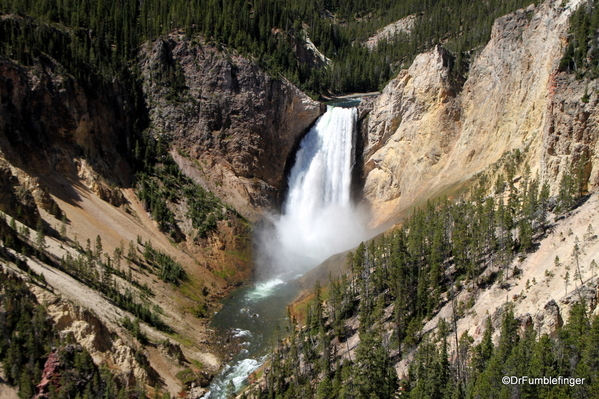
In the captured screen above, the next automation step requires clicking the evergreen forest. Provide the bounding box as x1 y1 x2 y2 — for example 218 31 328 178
1 0 536 96
0 268 133 399
560 0 599 78
132 135 234 242
0 199 207 397
2 0 599 398
247 156 595 398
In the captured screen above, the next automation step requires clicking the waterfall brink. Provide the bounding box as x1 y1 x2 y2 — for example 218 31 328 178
257 105 368 276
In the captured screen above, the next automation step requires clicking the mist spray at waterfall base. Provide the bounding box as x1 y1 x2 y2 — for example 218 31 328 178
256 105 370 278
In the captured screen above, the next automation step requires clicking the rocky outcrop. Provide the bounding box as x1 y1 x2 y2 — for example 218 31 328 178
542 73 599 189
43 298 154 387
365 14 416 51
0 161 39 226
35 349 61 399
417 191 599 367
187 385 208 399
534 299 564 337
160 341 187 366
360 0 594 226
359 45 463 223
293 33 331 69
140 37 324 219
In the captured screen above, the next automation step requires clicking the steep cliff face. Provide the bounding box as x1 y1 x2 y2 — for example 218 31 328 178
140 37 324 219
359 45 463 223
0 160 39 226
0 56 134 206
542 72 599 189
32 287 154 389
361 0 594 226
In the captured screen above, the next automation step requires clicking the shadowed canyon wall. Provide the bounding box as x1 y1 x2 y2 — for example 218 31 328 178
140 37 324 220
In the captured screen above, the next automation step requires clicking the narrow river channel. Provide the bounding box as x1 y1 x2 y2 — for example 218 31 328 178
205 276 301 397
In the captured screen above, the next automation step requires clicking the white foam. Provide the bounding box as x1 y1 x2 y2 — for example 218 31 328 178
231 358 262 388
232 329 252 338
245 278 285 301
205 358 264 398
257 106 369 275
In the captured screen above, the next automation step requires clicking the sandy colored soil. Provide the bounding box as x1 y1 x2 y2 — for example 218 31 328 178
0 365 18 399
0 383 18 399
455 193 599 336
42 174 223 351
45 174 223 288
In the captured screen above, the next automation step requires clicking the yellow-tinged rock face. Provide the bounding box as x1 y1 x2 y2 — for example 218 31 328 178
360 0 597 227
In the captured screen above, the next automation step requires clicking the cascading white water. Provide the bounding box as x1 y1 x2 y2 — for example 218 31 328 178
260 105 368 275
285 105 355 216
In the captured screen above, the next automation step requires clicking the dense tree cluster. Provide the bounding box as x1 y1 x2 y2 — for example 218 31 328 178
0 209 171 335
313 0 537 93
1 0 536 95
560 0 599 78
142 240 186 285
0 269 130 398
61 245 172 333
408 302 599 398
133 135 230 241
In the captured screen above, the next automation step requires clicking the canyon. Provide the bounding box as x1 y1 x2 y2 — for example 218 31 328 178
1 0 599 397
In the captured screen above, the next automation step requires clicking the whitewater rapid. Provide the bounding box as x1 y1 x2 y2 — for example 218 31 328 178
204 277 296 398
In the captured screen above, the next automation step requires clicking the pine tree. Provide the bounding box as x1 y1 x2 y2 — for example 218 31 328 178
59 214 67 239
354 328 398 399
35 218 46 255
95 235 103 260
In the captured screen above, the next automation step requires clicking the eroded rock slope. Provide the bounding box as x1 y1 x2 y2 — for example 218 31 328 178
361 0 596 226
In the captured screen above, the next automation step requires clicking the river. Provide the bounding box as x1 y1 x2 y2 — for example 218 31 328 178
205 276 301 397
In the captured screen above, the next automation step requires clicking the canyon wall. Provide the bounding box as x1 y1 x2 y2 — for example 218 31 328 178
0 29 324 396
0 55 134 207
360 0 597 227
139 37 324 219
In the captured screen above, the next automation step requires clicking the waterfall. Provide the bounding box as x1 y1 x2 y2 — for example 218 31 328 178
284 105 355 217
206 105 369 398
259 105 368 275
